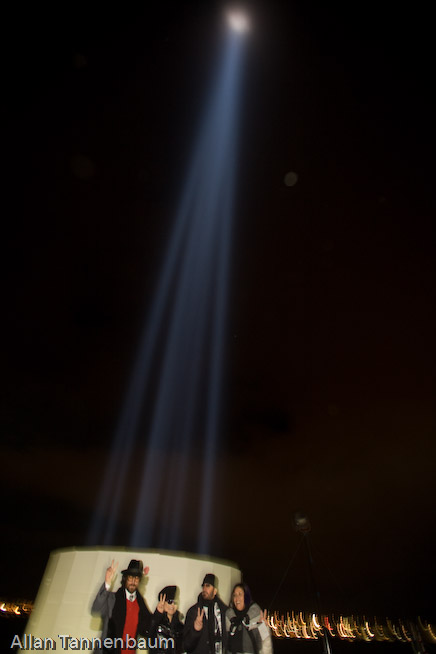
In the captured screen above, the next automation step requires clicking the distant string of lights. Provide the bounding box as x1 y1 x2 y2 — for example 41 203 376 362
267 611 436 645
0 600 33 618
2 599 434 646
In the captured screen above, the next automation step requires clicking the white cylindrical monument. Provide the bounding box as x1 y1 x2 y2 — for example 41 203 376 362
17 547 241 652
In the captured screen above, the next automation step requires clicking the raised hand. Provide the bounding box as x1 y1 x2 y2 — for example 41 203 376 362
194 607 205 631
157 593 166 613
258 609 268 624
105 560 119 586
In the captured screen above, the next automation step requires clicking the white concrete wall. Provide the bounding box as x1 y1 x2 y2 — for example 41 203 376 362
19 547 241 653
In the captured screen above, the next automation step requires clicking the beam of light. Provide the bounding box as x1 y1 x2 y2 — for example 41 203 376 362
87 26 246 553
227 9 250 33
131 32 244 551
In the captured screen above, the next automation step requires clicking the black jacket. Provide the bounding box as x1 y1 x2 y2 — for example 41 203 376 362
184 594 228 654
149 608 184 654
92 584 151 653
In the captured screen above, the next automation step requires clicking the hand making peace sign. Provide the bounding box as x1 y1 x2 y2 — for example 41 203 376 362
157 593 166 613
194 607 205 631
105 560 119 586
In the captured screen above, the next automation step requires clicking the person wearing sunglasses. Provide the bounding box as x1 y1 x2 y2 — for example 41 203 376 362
149 585 184 654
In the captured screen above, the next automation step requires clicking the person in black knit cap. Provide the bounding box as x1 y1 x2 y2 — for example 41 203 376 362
149 585 184 654
184 574 228 654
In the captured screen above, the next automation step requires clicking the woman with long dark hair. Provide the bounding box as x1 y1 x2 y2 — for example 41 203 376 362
226 583 272 654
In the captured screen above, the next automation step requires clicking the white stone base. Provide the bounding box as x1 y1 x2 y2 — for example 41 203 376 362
19 547 240 652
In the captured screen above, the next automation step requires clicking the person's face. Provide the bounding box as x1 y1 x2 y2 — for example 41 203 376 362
165 599 177 616
232 586 245 611
125 575 140 593
202 583 217 601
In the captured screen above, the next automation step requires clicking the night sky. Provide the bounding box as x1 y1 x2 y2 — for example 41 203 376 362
3 0 435 621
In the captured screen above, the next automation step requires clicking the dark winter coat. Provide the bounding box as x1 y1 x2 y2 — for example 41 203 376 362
184 594 229 654
91 584 151 653
149 608 184 654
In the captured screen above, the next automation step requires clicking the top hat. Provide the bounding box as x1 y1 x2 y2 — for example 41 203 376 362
122 560 144 577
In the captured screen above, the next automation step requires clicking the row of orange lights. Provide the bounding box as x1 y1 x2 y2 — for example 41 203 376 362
267 611 436 644
0 600 33 617
2 599 434 645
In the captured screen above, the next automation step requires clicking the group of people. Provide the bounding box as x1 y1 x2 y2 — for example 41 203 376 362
92 559 273 654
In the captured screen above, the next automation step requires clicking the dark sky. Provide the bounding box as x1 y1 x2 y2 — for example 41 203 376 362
3 0 435 620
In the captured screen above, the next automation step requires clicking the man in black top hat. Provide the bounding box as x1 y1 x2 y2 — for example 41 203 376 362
184 574 228 654
91 559 152 653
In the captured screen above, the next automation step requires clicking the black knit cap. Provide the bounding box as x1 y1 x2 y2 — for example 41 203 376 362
158 585 177 601
202 573 217 587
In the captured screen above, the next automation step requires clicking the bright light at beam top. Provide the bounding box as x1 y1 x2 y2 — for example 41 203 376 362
227 10 250 32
